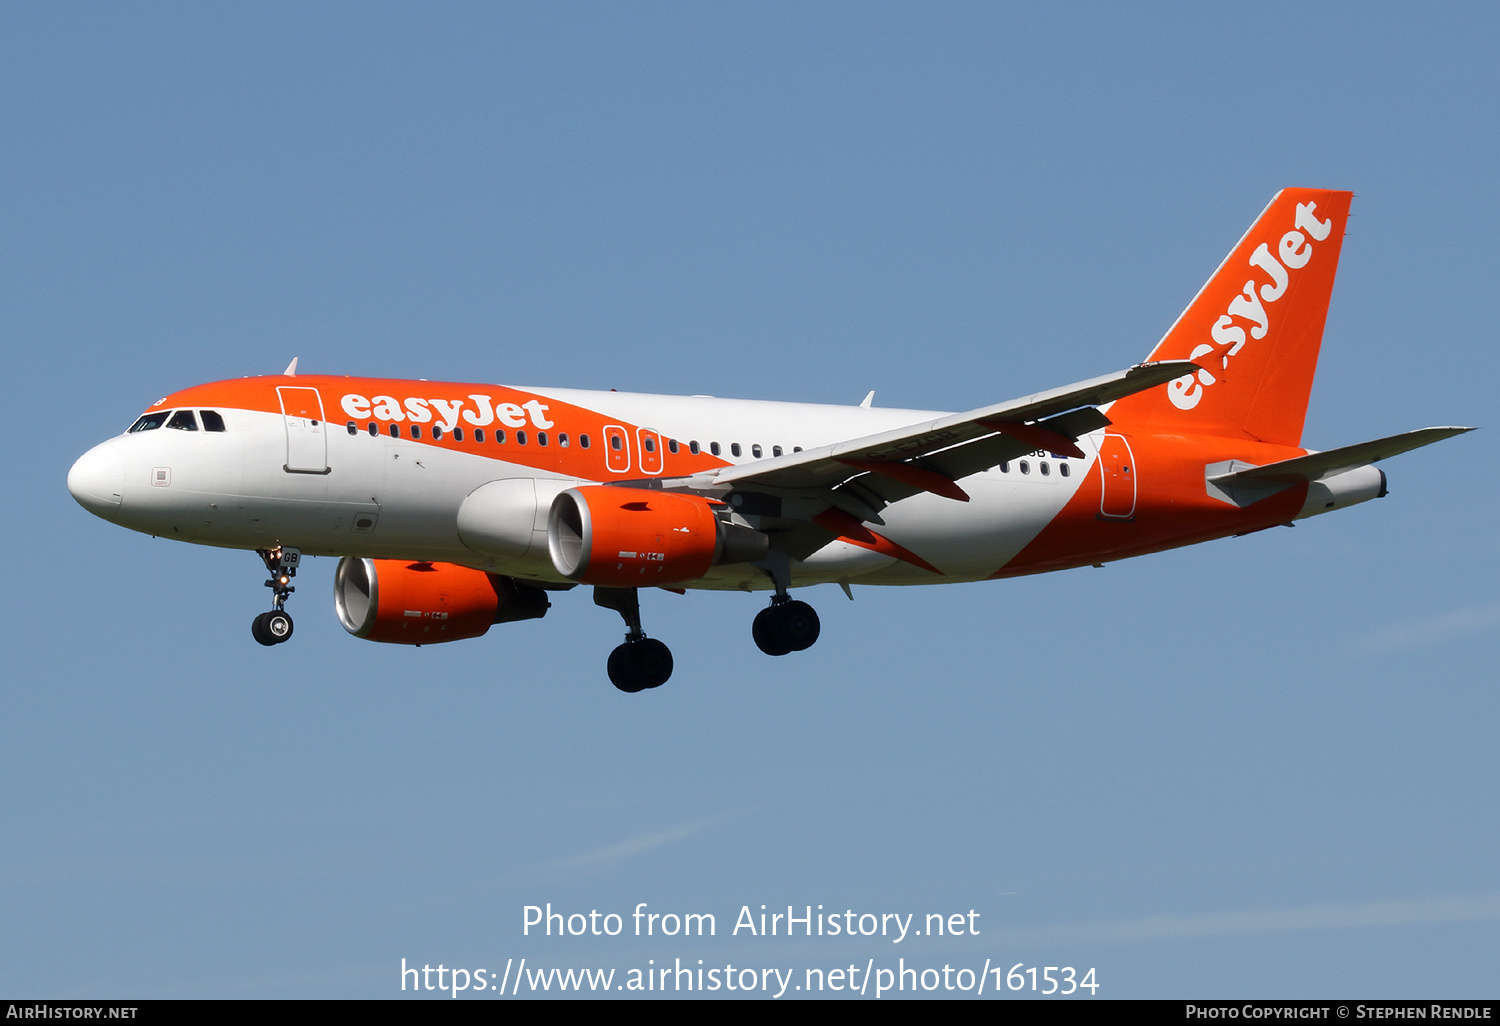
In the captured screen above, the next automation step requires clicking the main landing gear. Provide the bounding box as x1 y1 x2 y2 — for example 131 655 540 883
752 595 820 656
594 587 673 693
589 569 821 690
251 547 301 647
751 551 820 656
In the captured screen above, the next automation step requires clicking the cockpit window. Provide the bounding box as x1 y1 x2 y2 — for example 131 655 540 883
128 411 170 432
200 410 226 432
167 410 198 431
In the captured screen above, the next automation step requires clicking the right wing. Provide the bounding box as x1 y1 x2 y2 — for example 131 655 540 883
672 361 1198 523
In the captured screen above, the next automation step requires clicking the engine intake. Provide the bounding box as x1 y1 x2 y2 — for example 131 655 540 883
334 557 549 644
547 486 768 587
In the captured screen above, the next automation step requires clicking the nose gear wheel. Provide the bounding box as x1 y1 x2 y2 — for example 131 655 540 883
251 609 294 646
251 547 300 646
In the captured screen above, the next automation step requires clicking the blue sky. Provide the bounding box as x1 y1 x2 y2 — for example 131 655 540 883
2 2 1496 998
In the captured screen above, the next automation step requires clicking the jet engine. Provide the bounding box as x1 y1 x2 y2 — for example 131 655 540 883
334 557 549 644
547 486 768 587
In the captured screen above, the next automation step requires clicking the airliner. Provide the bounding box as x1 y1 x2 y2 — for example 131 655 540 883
67 189 1471 692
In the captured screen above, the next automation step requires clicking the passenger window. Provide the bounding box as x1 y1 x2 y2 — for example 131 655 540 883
496 430 506 444
1040 461 1050 476
1000 461 1010 473
128 411 170 432
579 434 590 449
689 440 700 455
731 443 742 457
538 432 548 446
643 436 655 453
710 442 721 456
454 427 464 442
412 426 423 439
793 446 803 453
433 425 444 440
752 444 762 458
773 445 782 457
517 430 527 445
1019 460 1030 474
200 410 226 432
610 435 622 451
559 433 569 447
167 410 198 431
475 429 485 442
347 421 357 435
367 422 377 436
1060 463 1070 478
668 439 679 454
388 424 399 438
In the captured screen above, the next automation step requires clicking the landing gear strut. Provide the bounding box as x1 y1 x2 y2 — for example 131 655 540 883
594 587 673 693
251 547 300 646
751 552 820 656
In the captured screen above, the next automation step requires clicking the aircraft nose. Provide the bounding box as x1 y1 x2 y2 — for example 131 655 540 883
68 441 126 515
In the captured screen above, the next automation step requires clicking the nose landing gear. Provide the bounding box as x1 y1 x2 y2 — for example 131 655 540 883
594 587 673 693
251 609 294 645
251 547 301 646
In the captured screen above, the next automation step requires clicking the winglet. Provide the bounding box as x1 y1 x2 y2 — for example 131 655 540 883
283 357 299 377
860 391 875 409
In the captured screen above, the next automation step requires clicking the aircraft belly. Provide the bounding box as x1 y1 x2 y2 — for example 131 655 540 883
854 464 1087 582
798 541 897 577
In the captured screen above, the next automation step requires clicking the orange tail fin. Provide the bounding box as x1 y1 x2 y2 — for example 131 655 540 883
1109 188 1352 446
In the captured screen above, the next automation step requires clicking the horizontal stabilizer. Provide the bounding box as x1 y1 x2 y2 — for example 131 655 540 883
1225 427 1473 484
1206 426 1474 507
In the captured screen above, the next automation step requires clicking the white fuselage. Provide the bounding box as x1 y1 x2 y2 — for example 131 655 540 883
69 384 1092 590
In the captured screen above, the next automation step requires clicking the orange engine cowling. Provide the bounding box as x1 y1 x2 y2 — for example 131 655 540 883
547 486 767 587
334 558 549 644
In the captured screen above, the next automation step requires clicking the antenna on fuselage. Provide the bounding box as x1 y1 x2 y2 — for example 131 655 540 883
283 357 299 377
860 390 874 408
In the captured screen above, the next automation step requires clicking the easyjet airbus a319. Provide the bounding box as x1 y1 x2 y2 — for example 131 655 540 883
69 189 1470 691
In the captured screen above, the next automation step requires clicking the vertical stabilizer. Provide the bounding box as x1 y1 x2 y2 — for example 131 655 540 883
1109 188 1352 446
